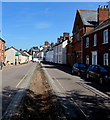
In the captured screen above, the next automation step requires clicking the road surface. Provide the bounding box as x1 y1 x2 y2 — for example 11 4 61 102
2 62 36 114
42 63 110 120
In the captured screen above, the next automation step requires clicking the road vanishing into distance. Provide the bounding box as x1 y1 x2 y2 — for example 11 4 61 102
2 62 36 114
42 63 110 120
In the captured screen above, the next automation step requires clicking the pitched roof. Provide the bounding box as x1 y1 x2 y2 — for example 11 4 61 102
6 46 29 57
0 38 5 43
78 10 98 27
84 18 110 36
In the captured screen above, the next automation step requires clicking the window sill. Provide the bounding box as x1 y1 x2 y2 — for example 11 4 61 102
102 42 108 45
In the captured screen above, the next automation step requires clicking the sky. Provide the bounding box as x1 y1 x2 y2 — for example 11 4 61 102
2 2 108 50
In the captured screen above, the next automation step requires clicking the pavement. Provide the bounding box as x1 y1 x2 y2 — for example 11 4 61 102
41 63 110 120
2 62 37 119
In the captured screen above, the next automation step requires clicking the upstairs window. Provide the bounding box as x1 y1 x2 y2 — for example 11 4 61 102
103 29 108 44
94 34 97 46
86 37 89 48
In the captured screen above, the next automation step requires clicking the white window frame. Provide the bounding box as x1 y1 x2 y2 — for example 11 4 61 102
103 53 108 66
103 29 108 44
86 55 89 65
94 34 97 46
92 51 97 65
86 37 89 48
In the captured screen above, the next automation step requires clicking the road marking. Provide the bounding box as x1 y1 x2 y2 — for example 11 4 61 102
16 68 30 88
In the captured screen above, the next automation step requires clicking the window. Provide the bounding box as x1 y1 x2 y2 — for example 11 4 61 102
103 53 108 66
94 34 97 46
92 51 97 65
86 37 89 48
86 55 89 65
103 29 108 44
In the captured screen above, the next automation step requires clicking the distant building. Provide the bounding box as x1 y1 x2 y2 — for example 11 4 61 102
45 32 69 65
23 50 32 61
0 38 5 63
32 49 39 62
5 47 29 65
38 41 50 61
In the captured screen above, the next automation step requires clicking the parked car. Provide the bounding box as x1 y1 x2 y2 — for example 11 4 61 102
72 63 88 76
86 65 110 84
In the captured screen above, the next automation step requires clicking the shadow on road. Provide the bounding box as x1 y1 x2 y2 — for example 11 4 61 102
2 86 19 114
2 62 110 120
41 62 72 75
2 86 110 120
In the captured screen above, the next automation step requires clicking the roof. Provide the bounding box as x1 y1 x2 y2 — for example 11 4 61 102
6 47 29 57
78 9 98 27
0 38 5 43
84 18 110 36
20 51 29 57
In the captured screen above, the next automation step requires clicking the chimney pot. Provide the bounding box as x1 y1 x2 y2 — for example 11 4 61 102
99 5 102 8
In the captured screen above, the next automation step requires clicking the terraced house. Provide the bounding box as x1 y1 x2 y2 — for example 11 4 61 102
67 5 110 67
72 9 98 66
83 7 110 66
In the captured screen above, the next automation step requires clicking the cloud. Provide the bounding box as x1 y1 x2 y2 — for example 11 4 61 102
35 22 52 29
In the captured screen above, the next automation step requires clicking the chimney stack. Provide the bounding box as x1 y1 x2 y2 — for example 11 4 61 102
63 32 69 37
98 5 110 24
45 41 49 46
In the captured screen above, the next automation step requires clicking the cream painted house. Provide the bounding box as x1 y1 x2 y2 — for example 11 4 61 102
57 38 67 64
5 47 29 65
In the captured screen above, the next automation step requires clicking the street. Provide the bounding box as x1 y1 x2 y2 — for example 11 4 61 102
1 62 110 120
2 62 37 114
42 63 110 120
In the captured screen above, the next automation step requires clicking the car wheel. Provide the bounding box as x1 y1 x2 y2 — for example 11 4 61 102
78 72 81 76
86 73 90 79
99 78 103 85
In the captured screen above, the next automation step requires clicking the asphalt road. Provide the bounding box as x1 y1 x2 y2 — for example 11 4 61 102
42 63 110 120
2 62 36 114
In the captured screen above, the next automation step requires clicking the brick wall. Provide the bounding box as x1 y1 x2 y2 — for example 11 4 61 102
0 39 5 62
83 25 110 66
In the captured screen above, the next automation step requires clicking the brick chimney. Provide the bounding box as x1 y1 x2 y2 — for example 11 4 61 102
98 5 110 24
60 36 64 40
63 32 69 37
45 41 49 46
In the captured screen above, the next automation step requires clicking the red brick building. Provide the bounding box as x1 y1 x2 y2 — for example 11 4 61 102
83 6 110 66
0 38 5 62
66 36 73 67
67 5 110 67
72 9 98 65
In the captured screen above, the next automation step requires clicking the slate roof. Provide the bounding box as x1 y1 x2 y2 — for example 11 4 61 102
84 18 110 36
78 10 98 27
